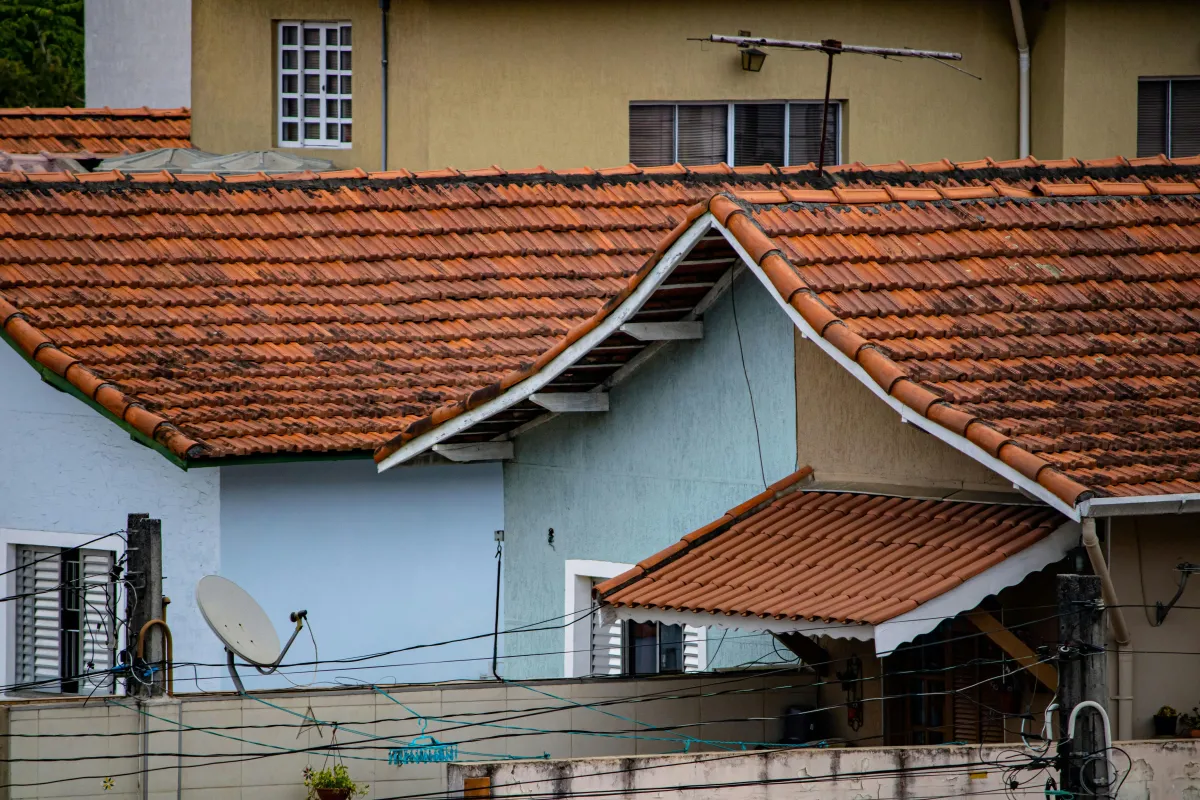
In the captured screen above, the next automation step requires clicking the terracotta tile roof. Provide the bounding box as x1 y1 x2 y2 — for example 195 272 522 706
0 107 190 156
595 467 1067 626
4 156 1200 468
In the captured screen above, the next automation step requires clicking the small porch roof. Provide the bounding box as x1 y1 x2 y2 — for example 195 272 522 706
595 467 1076 655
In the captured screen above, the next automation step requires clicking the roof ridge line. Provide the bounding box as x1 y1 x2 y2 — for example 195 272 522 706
0 298 208 462
594 466 815 601
709 190 1096 509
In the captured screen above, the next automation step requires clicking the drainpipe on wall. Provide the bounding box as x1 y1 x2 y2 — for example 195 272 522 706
1081 517 1134 741
380 0 391 171
1008 0 1030 157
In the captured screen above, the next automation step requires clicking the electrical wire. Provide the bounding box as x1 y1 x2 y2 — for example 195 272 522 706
729 274 768 489
0 530 124 579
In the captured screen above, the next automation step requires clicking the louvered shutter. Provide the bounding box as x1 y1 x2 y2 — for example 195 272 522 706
950 632 980 742
677 105 728 166
789 102 840 166
683 624 706 672
733 104 785 167
15 547 61 691
1171 80 1200 158
590 580 623 675
80 549 116 692
629 105 675 167
1138 80 1168 158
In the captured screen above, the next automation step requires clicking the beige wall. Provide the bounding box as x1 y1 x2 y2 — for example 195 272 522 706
794 335 1010 490
192 0 1020 171
1110 515 1200 740
2 672 815 799
1030 0 1200 160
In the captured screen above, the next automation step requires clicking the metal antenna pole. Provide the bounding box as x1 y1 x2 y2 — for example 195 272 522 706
816 42 839 174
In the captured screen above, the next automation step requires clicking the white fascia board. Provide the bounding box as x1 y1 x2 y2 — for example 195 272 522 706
431 441 514 462
1078 494 1200 517
874 519 1080 656
602 604 874 642
711 221 1081 522
376 214 716 472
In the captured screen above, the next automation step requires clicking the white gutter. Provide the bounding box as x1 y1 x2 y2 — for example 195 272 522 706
1078 493 1200 517
713 221 1080 521
376 214 716 472
1081 517 1134 741
1009 0 1031 157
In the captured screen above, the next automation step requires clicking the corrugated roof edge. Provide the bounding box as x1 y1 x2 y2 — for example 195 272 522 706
594 466 816 600
0 106 190 117
0 297 208 463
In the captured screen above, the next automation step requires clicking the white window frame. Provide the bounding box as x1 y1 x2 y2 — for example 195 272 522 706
278 20 353 149
630 100 843 167
1 528 122 697
564 559 706 678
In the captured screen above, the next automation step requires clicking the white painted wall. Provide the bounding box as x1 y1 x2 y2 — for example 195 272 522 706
85 0 191 107
0 343 221 696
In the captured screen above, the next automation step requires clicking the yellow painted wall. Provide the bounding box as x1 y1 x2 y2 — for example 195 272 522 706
794 335 1010 491
192 0 1020 171
1028 0 1065 159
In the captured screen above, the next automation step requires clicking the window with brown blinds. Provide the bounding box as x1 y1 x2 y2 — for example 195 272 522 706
1138 78 1200 158
629 101 842 168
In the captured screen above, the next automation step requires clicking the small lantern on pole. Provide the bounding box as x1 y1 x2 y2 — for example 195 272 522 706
736 30 767 72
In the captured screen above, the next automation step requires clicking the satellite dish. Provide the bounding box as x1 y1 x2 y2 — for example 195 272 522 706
196 574 307 694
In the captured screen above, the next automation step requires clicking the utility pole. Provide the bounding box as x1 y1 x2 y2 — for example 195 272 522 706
125 513 165 697
1057 573 1108 797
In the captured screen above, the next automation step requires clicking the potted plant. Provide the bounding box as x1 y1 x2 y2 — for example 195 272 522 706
1154 705 1179 736
1180 708 1200 738
303 764 368 800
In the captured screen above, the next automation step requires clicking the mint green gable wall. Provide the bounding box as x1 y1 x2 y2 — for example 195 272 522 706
502 273 797 678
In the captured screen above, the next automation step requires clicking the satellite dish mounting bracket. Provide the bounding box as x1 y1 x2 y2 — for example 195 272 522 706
225 609 307 694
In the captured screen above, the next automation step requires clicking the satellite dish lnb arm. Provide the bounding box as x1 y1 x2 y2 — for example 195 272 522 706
251 609 307 675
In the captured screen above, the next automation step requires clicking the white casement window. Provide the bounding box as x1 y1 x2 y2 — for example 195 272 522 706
629 101 842 168
1138 77 1200 158
14 545 116 694
278 21 352 148
565 560 705 678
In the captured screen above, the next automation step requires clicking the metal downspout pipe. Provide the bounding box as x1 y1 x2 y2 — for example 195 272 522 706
380 0 391 171
1008 0 1031 157
1081 518 1134 741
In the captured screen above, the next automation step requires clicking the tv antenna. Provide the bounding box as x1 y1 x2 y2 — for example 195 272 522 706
196 574 308 694
694 33 973 173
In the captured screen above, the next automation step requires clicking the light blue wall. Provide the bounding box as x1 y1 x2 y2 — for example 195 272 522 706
502 273 797 678
0 343 222 689
219 459 504 689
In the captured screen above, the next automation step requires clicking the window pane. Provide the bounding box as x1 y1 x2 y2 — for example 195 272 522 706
677 105 728 166
304 50 320 70
326 50 338 70
734 103 785 167
341 123 352 143
340 51 352 70
1170 80 1200 158
340 75 352 94
340 26 352 46
789 102 839 167
327 99 339 118
281 25 298 46
627 621 657 675
303 27 320 46
282 122 299 142
281 49 297 70
629 105 674 166
304 122 321 140
658 624 683 674
1138 80 1168 158
282 74 297 94
282 98 298 118
327 123 339 140
326 28 339 46
304 98 320 118
305 74 320 94
341 99 352 118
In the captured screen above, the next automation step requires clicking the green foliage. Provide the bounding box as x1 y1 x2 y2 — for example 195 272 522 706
1180 707 1200 732
0 0 84 106
303 764 369 798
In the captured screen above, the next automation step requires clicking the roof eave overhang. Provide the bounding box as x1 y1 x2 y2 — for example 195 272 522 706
711 219 1085 522
604 518 1080 657
375 212 719 473
1077 494 1200 517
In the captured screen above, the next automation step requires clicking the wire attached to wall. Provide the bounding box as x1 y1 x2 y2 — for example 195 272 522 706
729 279 768 490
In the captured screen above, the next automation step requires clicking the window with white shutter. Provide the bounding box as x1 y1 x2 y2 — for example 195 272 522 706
278 21 352 148
1138 77 1200 158
589 579 623 676
14 546 115 694
629 101 841 168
